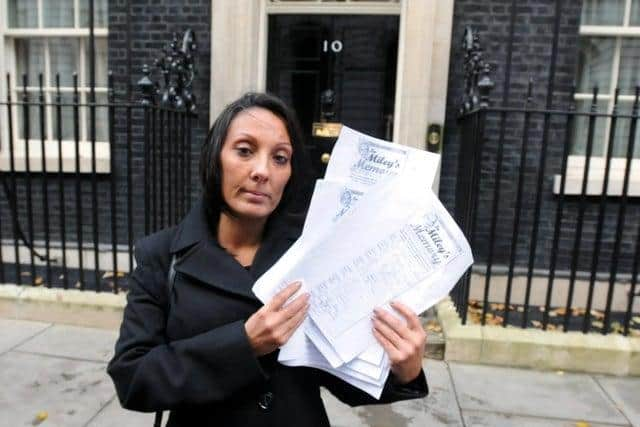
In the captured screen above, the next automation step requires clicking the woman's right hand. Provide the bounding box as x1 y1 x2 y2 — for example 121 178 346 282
245 282 309 356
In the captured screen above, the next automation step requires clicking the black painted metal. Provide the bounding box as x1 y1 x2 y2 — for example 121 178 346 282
73 74 85 288
585 89 621 333
3 19 205 291
126 102 134 277
563 88 600 331
543 87 576 329
22 75 36 284
620 88 640 335
5 74 21 285
151 106 158 232
159 110 165 229
504 81 534 327
55 75 69 289
108 72 118 293
38 74 52 288
454 26 639 335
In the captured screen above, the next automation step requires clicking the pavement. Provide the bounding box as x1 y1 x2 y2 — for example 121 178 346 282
0 317 638 427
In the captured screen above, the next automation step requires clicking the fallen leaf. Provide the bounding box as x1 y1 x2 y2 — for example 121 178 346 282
591 310 605 320
426 324 442 333
58 274 65 280
631 316 640 324
34 276 44 286
592 320 604 329
556 370 565 375
102 271 115 279
611 322 624 334
546 324 557 331
75 281 82 289
531 320 543 328
575 421 590 427
553 307 567 316
490 303 505 311
21 271 31 277
572 307 586 317
516 306 524 313
539 306 546 312
32 411 47 426
469 299 482 308
487 315 504 326
548 311 557 318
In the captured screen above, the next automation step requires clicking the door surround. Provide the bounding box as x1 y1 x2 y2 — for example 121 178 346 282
210 0 454 153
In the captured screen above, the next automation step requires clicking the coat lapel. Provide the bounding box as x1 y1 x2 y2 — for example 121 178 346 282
174 238 259 302
169 200 302 303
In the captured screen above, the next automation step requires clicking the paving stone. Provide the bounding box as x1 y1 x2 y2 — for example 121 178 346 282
86 397 160 427
595 376 640 427
0 351 114 427
449 363 628 425
0 318 50 353
16 324 117 362
462 410 629 427
323 360 463 426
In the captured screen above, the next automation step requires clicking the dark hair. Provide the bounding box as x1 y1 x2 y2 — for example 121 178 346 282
199 92 310 232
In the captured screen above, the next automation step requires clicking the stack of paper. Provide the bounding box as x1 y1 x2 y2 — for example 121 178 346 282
253 126 473 398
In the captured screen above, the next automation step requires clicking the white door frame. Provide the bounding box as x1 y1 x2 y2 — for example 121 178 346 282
210 0 454 157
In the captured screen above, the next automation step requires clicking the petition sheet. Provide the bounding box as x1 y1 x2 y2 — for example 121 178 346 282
251 125 456 393
324 126 440 193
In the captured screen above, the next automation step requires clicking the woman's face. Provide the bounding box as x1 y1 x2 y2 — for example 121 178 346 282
219 107 293 221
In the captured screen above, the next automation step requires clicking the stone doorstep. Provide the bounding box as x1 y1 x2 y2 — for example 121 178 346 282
436 297 640 377
0 284 126 330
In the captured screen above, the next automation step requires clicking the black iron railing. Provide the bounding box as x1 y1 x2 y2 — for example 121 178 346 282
451 28 640 336
0 30 198 294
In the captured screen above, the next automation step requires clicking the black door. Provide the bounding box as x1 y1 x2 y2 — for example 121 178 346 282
267 15 399 178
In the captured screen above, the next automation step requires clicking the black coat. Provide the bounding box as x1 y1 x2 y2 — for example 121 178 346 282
107 201 428 427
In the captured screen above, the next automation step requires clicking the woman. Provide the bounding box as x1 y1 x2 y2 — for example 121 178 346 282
107 92 428 426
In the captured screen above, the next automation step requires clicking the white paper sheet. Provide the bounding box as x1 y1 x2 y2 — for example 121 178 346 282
251 126 466 398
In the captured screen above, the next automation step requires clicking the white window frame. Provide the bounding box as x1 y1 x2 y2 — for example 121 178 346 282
555 0 640 196
0 0 110 173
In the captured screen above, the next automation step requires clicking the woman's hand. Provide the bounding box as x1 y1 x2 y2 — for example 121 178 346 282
372 301 426 384
245 282 309 357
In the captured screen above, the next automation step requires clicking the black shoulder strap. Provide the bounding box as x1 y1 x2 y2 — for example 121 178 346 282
154 253 178 427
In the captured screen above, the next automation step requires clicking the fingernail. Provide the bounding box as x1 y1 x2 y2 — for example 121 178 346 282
374 308 381 315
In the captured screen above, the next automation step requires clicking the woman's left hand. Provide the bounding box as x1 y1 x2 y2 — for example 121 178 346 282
372 301 426 385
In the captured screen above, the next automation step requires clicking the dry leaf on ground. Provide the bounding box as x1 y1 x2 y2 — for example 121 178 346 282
486 315 504 326
592 320 604 329
531 320 543 328
572 307 587 316
32 411 48 426
34 276 44 286
590 310 605 320
469 299 482 308
611 322 624 334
